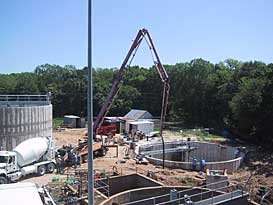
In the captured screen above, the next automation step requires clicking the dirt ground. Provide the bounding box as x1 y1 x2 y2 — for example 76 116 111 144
21 128 272 204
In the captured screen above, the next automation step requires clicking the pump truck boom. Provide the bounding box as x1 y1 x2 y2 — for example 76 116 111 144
93 29 169 138
90 28 169 167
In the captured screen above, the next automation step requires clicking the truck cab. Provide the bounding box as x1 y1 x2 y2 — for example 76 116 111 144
0 151 21 184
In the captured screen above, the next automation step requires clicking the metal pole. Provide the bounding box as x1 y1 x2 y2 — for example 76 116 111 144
87 0 94 204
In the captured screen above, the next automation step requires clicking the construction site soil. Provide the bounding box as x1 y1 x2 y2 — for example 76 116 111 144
21 128 272 203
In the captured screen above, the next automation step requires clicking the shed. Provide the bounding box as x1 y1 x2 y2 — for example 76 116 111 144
0 182 43 205
124 109 153 120
126 120 154 135
64 115 85 128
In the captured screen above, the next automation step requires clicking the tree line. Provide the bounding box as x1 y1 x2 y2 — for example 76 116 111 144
0 59 272 146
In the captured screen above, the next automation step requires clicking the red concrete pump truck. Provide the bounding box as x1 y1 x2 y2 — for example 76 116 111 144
79 28 170 167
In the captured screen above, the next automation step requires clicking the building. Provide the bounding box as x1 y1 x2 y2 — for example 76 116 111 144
124 109 153 120
64 115 85 128
125 120 154 135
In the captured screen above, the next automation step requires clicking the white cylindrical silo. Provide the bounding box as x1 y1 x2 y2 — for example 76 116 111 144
0 100 52 151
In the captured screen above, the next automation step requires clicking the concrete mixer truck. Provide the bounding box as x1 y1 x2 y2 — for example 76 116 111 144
0 137 55 184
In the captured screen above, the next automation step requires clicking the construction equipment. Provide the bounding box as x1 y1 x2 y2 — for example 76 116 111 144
92 28 170 167
93 28 169 136
77 28 169 167
78 135 108 159
58 135 108 167
97 124 116 136
84 118 117 137
0 137 55 184
77 120 116 163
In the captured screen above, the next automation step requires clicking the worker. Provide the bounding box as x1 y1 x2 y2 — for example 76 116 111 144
192 157 197 171
147 171 153 178
234 148 240 158
200 159 206 172
56 155 62 174
73 153 78 169
124 131 128 139
70 144 76 154
60 156 65 174
187 138 191 149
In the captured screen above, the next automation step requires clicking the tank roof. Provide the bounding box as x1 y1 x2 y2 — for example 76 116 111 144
0 182 43 205
128 120 153 125
0 94 51 106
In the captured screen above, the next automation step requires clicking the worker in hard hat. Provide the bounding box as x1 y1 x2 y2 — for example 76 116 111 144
73 153 78 169
192 157 197 171
200 158 206 172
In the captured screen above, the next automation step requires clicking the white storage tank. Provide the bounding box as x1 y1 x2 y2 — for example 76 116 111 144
13 137 49 167
0 94 52 150
127 121 154 135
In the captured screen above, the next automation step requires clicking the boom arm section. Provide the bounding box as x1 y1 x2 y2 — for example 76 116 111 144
93 29 170 158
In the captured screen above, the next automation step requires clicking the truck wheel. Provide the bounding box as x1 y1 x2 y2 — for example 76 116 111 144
47 163 55 173
38 165 46 176
100 147 107 156
83 154 88 163
0 176 7 184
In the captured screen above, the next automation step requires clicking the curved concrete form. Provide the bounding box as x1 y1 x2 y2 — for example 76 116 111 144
138 141 243 173
0 97 52 150
100 186 226 205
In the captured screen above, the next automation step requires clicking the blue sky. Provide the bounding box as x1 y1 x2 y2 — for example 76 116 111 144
0 0 273 73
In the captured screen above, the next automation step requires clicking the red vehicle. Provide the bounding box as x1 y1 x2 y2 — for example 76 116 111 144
84 120 117 137
97 124 116 136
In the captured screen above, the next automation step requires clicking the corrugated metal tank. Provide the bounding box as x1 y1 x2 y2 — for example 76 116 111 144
0 103 52 150
13 137 49 167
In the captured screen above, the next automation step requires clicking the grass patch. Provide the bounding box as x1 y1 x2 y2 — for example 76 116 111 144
53 118 64 129
189 130 225 142
168 129 227 142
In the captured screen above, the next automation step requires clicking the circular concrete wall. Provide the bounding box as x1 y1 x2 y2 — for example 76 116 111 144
0 104 52 150
100 186 224 205
139 141 243 173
